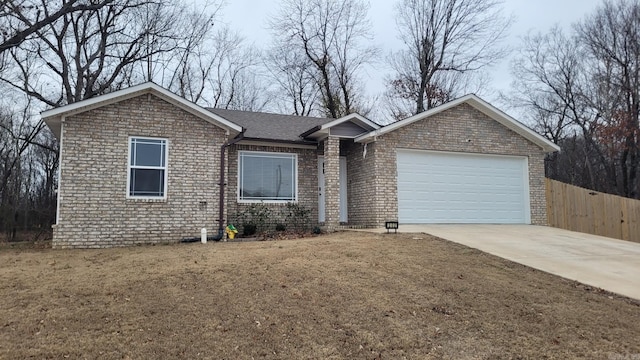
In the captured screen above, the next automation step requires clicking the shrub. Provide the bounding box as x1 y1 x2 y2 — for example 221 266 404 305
242 223 257 236
236 202 272 235
284 202 311 231
275 223 286 231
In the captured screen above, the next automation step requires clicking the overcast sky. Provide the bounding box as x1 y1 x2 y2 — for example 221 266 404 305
219 0 603 105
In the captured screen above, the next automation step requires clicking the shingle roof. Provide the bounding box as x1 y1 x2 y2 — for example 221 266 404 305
208 108 331 143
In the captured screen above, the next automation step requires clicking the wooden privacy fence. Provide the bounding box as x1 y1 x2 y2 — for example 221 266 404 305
545 178 640 243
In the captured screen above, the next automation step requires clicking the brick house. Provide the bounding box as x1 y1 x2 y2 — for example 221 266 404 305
42 83 559 248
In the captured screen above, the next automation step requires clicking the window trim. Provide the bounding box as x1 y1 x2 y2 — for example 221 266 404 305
127 136 169 200
237 150 298 204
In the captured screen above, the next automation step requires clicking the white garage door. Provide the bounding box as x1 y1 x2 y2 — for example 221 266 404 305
397 150 530 224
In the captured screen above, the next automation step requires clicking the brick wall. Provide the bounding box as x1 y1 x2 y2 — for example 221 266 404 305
53 94 227 248
343 141 378 227
53 97 549 248
322 137 341 230
226 144 319 233
345 103 549 226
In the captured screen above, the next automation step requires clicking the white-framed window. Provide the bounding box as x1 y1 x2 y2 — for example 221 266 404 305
238 151 297 202
127 137 168 198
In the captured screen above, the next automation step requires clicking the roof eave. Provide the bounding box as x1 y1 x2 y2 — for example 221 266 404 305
43 116 62 139
320 113 380 131
299 125 322 138
464 97 560 153
355 95 560 152
303 113 379 140
354 131 376 143
40 82 243 138
242 137 318 145
237 137 319 149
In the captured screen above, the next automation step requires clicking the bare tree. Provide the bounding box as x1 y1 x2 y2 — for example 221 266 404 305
388 0 511 115
510 28 611 190
154 9 223 103
0 97 52 241
511 0 640 198
384 64 489 120
265 49 319 116
129 4 268 111
0 0 216 107
200 34 268 111
0 0 115 54
269 0 377 118
577 0 640 198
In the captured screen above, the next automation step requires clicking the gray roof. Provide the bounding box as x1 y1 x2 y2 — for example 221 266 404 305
208 108 331 143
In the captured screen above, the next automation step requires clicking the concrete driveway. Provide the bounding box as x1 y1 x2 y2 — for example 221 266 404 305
372 225 640 300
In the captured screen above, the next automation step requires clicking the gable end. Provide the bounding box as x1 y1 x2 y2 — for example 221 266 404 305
355 94 559 153
41 82 242 139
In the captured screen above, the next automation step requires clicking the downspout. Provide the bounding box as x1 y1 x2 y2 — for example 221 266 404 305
213 129 245 240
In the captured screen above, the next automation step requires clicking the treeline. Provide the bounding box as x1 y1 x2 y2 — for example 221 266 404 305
0 108 57 240
510 0 640 199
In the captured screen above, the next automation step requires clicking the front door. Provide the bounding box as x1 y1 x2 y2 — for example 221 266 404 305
318 156 348 223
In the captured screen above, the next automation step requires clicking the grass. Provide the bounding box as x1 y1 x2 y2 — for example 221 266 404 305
1 231 639 359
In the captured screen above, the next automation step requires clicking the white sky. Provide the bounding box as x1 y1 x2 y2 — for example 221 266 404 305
219 0 603 104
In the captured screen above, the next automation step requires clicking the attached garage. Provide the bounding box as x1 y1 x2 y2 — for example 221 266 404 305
396 149 530 224
353 94 560 227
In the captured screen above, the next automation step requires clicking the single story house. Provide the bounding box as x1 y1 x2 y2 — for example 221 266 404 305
41 82 559 248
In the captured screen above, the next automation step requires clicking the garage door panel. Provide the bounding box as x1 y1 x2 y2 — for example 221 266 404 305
397 150 529 224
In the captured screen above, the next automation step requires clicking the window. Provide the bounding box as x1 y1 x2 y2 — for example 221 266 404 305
128 137 168 198
239 151 297 202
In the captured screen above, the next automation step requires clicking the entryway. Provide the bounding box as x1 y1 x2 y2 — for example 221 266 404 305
318 156 347 223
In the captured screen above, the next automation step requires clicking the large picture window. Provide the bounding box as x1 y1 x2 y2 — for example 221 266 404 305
128 137 168 198
239 151 297 202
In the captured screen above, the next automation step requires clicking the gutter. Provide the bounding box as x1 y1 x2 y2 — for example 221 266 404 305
213 130 245 240
183 130 245 243
238 137 319 146
299 125 322 138
354 128 380 143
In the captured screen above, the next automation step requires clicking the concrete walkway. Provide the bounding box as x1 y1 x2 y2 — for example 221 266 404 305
364 224 640 300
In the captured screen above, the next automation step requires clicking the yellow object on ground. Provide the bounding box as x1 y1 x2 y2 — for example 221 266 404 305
225 224 238 239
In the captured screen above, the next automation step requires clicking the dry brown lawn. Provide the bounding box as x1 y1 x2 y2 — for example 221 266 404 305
1 232 639 359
